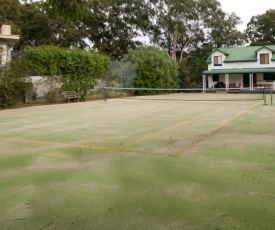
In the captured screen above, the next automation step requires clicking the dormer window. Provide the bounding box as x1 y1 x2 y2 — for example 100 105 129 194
260 53 269 64
214 56 222 66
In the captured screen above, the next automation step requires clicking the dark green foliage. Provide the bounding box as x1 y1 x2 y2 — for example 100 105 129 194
14 1 88 53
0 0 21 24
179 58 207 88
207 12 247 48
82 0 144 59
246 10 275 45
124 46 179 95
0 59 31 108
45 0 88 20
25 45 110 100
0 0 21 36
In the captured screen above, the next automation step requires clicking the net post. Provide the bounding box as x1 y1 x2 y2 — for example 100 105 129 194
271 89 273 106
263 88 268 105
100 87 103 101
104 87 107 102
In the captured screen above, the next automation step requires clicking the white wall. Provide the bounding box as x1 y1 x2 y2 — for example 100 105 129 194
0 42 7 65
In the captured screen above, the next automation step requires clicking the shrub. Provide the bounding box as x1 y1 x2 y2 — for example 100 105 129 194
124 46 179 95
0 59 31 108
25 46 110 101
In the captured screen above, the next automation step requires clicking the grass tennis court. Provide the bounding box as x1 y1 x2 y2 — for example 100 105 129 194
1 93 275 229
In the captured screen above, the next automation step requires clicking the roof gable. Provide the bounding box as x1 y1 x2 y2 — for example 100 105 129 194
254 45 275 53
211 48 229 56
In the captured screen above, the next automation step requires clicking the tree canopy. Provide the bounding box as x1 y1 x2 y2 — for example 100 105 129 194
124 46 179 92
2 0 250 59
246 10 275 46
44 0 88 20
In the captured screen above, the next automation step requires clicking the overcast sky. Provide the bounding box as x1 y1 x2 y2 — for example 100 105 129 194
217 0 275 31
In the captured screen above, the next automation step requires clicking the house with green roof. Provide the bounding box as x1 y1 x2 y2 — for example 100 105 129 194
202 45 275 91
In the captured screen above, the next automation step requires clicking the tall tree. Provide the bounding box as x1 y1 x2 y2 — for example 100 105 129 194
44 0 88 20
246 10 275 45
146 0 246 62
197 11 247 59
14 1 87 52
82 0 146 59
148 0 199 62
17 2 54 48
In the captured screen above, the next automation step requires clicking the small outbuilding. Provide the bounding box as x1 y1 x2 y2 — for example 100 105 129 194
0 24 20 65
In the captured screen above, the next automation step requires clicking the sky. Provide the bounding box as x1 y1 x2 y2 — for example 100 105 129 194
218 0 275 31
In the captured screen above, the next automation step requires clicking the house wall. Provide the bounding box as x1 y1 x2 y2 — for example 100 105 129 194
0 42 13 64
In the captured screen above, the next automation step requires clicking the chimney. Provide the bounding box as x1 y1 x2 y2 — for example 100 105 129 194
1 24 11 35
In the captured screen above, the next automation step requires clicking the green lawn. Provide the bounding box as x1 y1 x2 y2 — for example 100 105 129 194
0 93 275 229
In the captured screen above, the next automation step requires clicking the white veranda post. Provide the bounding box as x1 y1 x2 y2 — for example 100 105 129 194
249 74 254 91
202 75 206 92
225 74 229 91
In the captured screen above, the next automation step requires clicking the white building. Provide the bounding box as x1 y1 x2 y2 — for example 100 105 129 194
0 24 20 65
203 46 275 91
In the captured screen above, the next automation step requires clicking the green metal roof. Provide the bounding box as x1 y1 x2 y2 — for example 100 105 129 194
206 45 275 63
203 68 275 75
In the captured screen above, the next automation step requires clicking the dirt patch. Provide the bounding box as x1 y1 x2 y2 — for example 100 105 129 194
163 183 205 202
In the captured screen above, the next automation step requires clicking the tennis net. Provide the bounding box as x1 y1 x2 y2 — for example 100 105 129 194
102 87 268 102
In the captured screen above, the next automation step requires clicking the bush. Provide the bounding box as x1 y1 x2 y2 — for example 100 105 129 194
124 46 179 95
25 46 110 101
0 59 31 108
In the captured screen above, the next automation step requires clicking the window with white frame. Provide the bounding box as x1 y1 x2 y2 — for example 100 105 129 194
214 56 222 66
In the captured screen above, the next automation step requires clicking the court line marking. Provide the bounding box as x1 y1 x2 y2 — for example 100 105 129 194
0 137 113 151
117 106 228 150
0 96 264 156
0 137 152 155
173 100 263 157
40 152 68 157
117 96 259 151
118 95 263 150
